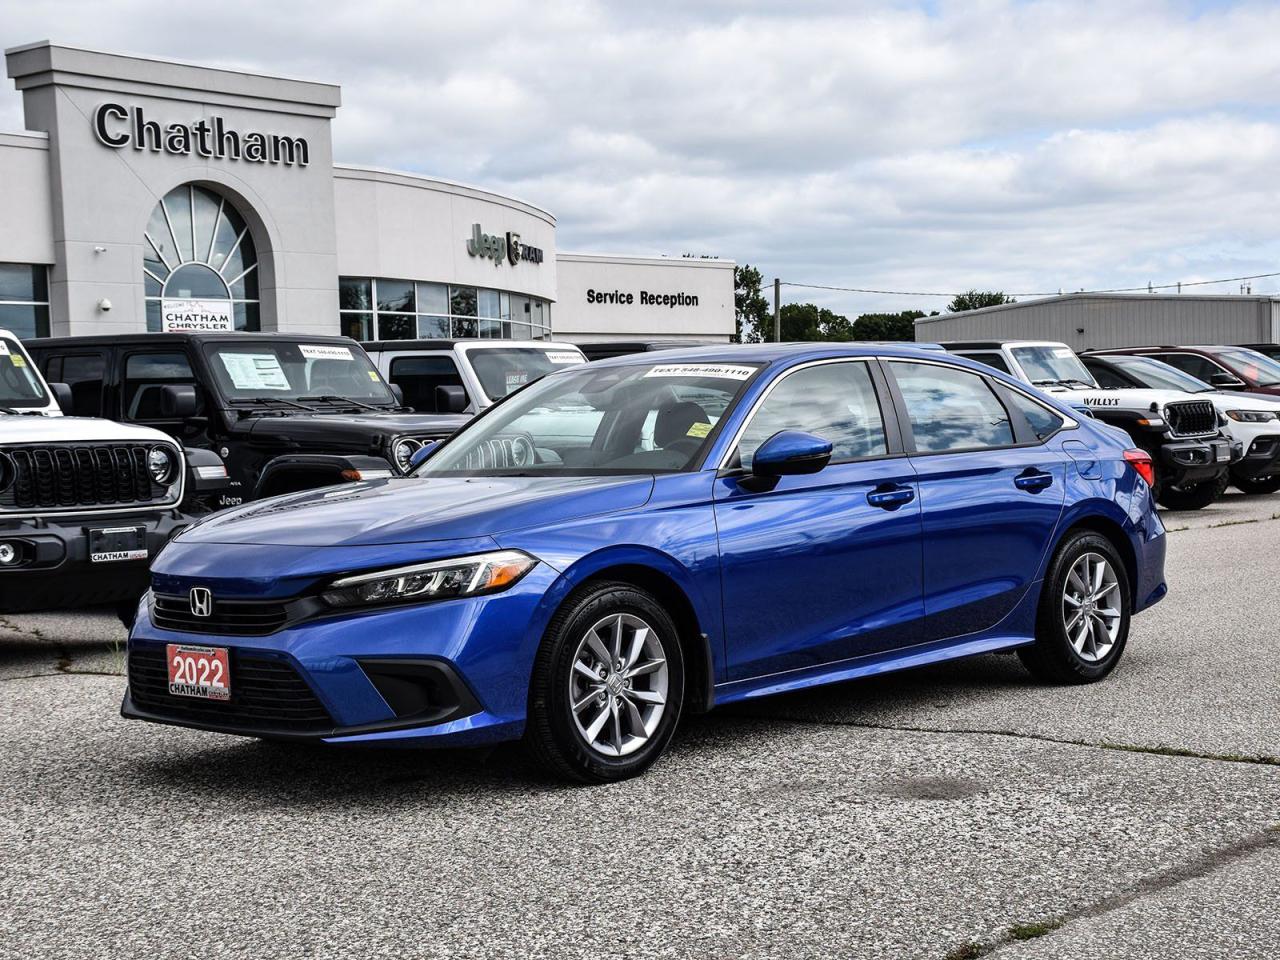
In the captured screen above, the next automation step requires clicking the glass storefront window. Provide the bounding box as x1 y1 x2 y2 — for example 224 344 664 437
0 264 50 339
339 277 551 343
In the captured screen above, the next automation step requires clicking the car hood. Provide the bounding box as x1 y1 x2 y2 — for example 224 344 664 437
1 414 174 445
240 411 469 441
175 474 656 546
1043 386 1209 411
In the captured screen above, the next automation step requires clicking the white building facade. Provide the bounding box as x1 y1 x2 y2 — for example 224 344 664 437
0 42 735 344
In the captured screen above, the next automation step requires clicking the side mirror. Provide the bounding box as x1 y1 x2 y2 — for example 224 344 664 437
408 440 440 470
49 381 73 414
1209 372 1246 390
750 430 833 478
435 384 468 414
160 383 199 419
389 383 405 405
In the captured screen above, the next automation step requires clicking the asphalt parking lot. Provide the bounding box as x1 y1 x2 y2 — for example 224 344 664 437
2 494 1278 960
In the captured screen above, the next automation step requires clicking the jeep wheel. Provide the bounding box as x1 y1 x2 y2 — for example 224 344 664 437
1018 531 1131 684
1155 475 1226 511
1231 472 1280 496
526 582 684 783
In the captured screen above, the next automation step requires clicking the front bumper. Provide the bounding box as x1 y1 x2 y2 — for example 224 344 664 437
0 509 187 611
1159 437 1231 485
1229 434 1280 479
122 559 562 747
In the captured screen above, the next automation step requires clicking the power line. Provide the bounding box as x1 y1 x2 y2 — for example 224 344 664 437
778 269 1280 299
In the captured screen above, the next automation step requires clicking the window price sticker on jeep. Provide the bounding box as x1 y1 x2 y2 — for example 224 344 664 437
167 644 231 701
88 526 148 563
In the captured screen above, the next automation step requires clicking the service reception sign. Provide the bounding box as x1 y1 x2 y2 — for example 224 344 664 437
161 299 234 333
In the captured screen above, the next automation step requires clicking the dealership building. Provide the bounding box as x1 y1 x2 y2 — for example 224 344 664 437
0 42 734 344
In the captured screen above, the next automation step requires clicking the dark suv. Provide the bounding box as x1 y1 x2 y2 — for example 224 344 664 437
1092 345 1280 397
27 333 468 508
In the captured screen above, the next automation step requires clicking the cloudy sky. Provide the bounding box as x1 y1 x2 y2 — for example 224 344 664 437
2 0 1279 316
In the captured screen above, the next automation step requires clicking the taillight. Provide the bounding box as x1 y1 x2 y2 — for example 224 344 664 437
1123 448 1155 487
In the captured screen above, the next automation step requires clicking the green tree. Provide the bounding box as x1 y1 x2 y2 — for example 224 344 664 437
777 302 853 341
947 290 1015 313
733 264 770 343
850 310 925 342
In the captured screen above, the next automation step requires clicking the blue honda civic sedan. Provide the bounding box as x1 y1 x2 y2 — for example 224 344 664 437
125 344 1167 781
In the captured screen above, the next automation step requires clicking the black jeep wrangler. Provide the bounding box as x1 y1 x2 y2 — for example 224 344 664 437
27 333 468 508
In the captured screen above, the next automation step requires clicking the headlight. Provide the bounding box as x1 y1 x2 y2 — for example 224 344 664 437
148 446 176 484
321 550 537 608
1226 410 1279 423
392 438 421 473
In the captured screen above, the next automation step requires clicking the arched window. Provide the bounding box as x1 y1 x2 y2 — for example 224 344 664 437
143 184 259 331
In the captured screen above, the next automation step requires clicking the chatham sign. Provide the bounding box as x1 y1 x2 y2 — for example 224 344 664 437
466 223 544 268
92 103 310 167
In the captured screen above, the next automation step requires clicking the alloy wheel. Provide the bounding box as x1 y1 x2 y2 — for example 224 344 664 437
1062 552 1121 663
569 612 669 757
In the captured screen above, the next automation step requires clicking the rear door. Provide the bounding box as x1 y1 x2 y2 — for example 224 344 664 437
715 359 925 679
883 359 1068 642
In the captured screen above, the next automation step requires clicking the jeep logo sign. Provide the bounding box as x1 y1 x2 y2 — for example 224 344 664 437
466 223 544 267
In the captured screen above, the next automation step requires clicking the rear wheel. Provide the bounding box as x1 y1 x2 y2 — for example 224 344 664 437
526 582 684 783
1018 532 1131 684
1155 473 1226 510
1232 471 1280 496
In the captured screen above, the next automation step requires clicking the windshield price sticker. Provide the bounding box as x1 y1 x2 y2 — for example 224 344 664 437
220 353 291 391
686 422 712 438
644 363 755 381
1053 348 1075 358
545 351 586 365
9 354 25 368
299 344 354 361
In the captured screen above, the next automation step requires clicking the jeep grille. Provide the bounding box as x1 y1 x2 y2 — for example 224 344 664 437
0 443 179 512
1165 400 1217 438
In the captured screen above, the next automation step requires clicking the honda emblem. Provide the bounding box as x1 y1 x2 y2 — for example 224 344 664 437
189 587 213 618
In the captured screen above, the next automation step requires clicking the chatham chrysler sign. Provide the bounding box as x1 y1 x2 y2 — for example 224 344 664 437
93 103 310 167
466 223 544 267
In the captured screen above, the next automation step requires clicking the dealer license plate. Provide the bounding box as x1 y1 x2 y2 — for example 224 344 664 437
1216 446 1231 462
166 644 231 701
89 525 147 563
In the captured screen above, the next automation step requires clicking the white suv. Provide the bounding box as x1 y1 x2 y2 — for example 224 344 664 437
363 339 587 415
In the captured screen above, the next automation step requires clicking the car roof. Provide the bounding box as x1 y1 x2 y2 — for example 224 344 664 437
25 331 359 349
581 341 951 368
940 340 1066 350
362 339 582 352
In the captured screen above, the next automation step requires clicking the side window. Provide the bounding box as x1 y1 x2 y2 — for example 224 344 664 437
57 352 106 417
1086 362 1130 389
123 352 199 421
1157 353 1219 382
888 361 1014 453
1007 390 1065 441
388 355 467 413
964 351 1012 375
736 361 887 469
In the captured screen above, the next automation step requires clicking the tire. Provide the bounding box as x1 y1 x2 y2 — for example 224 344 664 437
1018 531 1131 684
526 581 685 783
1155 474 1226 511
1231 472 1280 496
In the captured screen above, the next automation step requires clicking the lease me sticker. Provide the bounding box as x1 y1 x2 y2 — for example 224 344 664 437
299 344 354 361
644 363 755 381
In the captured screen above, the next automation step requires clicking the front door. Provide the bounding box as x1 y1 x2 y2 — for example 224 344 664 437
885 359 1068 641
715 359 925 680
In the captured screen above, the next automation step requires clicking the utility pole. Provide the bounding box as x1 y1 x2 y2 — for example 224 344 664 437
773 277 781 343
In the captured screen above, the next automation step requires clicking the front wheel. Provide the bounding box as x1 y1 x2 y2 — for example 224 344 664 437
1018 532 1131 684
526 582 684 783
1232 471 1280 496
1155 474 1226 511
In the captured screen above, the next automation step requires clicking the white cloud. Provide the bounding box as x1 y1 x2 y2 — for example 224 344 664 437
2 0 1280 313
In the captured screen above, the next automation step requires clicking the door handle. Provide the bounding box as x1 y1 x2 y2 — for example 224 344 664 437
867 484 915 509
1014 469 1054 492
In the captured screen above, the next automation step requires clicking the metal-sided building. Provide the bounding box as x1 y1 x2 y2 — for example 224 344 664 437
914 293 1280 350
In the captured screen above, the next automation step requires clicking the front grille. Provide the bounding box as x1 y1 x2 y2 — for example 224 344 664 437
1165 400 1217 438
127 645 334 733
460 436 534 470
0 443 173 510
152 594 291 636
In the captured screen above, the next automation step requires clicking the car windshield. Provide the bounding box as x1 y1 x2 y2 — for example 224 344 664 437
467 347 587 403
0 336 49 409
1108 355 1214 393
204 341 397 406
419 359 759 476
1220 349 1280 387
1011 345 1097 387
